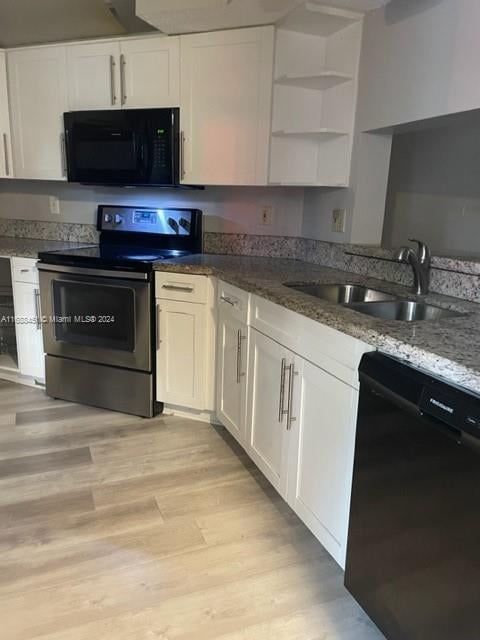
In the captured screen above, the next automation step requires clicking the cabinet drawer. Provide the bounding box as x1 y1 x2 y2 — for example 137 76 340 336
11 258 39 284
217 281 249 324
155 272 207 304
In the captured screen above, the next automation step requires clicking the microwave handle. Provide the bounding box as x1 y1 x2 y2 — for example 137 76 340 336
120 54 127 106
180 130 186 181
60 133 67 177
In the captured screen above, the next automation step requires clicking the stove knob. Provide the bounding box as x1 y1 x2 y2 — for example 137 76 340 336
104 213 112 223
114 214 123 225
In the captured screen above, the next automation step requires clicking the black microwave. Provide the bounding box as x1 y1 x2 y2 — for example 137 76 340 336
64 108 179 187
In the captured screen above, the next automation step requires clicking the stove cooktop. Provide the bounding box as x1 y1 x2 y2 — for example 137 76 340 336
38 205 203 273
37 245 192 272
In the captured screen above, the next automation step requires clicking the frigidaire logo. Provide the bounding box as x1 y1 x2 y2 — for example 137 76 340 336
429 398 454 414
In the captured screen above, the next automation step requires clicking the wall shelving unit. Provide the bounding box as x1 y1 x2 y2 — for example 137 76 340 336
269 2 363 187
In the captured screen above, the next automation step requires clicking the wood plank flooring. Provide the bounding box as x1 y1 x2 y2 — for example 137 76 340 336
0 379 384 640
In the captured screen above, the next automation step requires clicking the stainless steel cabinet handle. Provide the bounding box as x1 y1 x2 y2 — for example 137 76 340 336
156 304 161 349
220 295 236 307
60 133 67 176
162 284 194 292
34 288 41 330
110 55 117 105
286 364 298 430
278 357 287 422
236 330 246 384
120 54 127 105
3 133 9 176
180 130 186 180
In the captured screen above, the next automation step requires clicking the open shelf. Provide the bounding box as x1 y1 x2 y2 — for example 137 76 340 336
274 71 352 91
272 128 349 138
279 2 363 37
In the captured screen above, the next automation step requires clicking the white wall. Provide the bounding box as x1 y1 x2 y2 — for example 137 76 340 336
358 0 480 132
0 181 305 236
383 115 480 257
303 0 480 245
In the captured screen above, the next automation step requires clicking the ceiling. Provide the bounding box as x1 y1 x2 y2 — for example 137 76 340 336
136 0 391 35
0 0 155 48
0 0 390 48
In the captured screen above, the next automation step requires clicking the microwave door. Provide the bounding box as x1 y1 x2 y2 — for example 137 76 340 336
65 111 142 185
64 108 179 186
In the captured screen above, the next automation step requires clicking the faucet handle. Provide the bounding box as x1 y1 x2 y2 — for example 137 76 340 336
408 239 431 265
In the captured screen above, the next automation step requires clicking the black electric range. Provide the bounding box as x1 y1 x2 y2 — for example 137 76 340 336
37 205 202 418
38 204 203 274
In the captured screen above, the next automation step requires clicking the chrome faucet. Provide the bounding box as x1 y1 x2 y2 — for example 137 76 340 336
395 239 431 296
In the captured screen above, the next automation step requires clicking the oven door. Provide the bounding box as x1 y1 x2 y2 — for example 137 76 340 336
39 265 151 372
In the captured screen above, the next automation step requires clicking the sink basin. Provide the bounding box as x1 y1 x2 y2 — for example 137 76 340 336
284 283 397 304
347 300 464 322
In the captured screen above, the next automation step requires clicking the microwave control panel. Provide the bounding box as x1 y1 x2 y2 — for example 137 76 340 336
153 129 168 168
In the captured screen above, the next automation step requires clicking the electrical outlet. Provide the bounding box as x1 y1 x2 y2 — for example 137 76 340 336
332 208 346 233
49 196 60 215
259 205 273 226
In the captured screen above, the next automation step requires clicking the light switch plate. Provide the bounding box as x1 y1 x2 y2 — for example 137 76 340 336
332 208 346 233
259 205 274 226
49 196 60 215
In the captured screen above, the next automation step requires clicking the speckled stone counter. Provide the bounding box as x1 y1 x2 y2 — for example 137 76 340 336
154 254 480 395
0 236 95 259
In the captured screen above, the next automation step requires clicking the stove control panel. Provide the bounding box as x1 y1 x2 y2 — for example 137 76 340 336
98 205 199 238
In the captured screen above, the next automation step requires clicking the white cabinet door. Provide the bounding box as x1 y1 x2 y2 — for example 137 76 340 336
0 51 13 179
67 42 121 110
180 26 274 185
156 299 206 410
121 36 180 108
8 46 68 180
13 281 45 380
288 358 359 568
216 307 247 445
246 328 292 497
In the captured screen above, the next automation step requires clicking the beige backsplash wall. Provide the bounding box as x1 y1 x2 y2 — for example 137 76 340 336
0 181 306 237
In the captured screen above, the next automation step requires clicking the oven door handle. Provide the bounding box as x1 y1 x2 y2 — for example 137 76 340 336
37 263 149 281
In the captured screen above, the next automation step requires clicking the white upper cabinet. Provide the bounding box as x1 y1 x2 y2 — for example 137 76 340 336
0 51 13 178
67 42 121 110
8 46 68 180
66 36 180 111
180 26 274 186
120 36 180 108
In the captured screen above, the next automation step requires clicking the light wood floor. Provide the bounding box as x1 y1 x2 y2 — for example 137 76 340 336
0 379 384 640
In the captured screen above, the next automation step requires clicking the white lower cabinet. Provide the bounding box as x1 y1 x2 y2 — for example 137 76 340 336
11 258 45 381
246 329 293 496
156 299 207 410
216 282 249 445
244 325 360 567
287 358 359 568
216 309 247 445
155 272 215 412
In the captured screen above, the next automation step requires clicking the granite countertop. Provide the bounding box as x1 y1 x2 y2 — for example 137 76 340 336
154 254 480 394
0 236 95 259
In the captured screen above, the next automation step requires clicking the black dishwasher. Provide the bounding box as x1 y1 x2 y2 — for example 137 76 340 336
345 352 480 640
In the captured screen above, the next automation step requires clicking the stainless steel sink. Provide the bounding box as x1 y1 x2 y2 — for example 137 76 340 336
284 283 397 304
347 300 464 322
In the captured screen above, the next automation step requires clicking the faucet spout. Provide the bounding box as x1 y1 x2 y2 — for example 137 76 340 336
395 240 431 296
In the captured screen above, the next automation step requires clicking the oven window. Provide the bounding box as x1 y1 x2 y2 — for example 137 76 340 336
52 281 135 351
